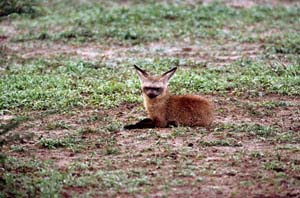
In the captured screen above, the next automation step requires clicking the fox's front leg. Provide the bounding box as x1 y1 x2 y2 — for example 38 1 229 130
124 118 156 129
124 117 175 130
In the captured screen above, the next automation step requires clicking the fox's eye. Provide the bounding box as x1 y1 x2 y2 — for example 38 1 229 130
143 87 162 92
152 87 162 92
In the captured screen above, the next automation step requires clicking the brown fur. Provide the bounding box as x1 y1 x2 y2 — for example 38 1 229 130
125 65 214 129
144 90 213 127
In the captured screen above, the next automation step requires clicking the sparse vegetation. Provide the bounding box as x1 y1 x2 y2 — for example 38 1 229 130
39 136 82 149
0 0 42 17
198 139 242 147
1 0 299 197
45 121 70 130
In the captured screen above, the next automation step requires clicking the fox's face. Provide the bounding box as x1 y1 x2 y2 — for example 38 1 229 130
134 65 177 99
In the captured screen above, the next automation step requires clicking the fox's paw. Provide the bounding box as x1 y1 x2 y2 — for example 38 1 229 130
123 118 156 130
123 124 136 130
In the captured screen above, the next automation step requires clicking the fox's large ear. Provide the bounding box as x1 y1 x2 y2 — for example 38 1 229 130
160 67 177 83
134 64 148 81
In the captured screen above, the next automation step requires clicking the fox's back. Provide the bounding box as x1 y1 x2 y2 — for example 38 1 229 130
167 94 213 127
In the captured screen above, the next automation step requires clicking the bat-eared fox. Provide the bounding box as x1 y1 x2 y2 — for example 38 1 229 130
124 65 213 129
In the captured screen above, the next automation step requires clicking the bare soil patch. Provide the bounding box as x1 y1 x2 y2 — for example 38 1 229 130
1 39 263 68
2 93 299 196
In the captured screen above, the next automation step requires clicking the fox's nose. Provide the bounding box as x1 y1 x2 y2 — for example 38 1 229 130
147 93 158 99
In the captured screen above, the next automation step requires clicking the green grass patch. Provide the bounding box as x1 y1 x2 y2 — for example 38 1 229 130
198 139 242 147
11 3 237 44
225 6 300 42
0 59 140 111
263 160 286 172
10 145 27 152
104 119 122 132
214 122 300 143
264 32 300 55
276 145 300 152
173 59 300 95
96 135 120 155
64 169 150 195
39 136 82 149
257 100 296 109
1 58 299 111
214 123 278 138
10 2 300 44
45 121 70 130
77 127 99 134
0 0 43 17
0 156 150 197
0 157 68 197
170 127 192 137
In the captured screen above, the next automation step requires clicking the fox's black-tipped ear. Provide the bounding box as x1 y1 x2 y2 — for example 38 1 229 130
134 64 149 81
161 67 177 83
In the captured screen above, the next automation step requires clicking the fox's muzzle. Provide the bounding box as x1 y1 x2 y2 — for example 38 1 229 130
147 93 159 99
143 87 163 99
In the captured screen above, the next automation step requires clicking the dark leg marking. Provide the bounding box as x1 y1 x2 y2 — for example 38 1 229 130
124 118 156 130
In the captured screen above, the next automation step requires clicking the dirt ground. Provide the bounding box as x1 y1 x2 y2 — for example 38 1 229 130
1 0 300 197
